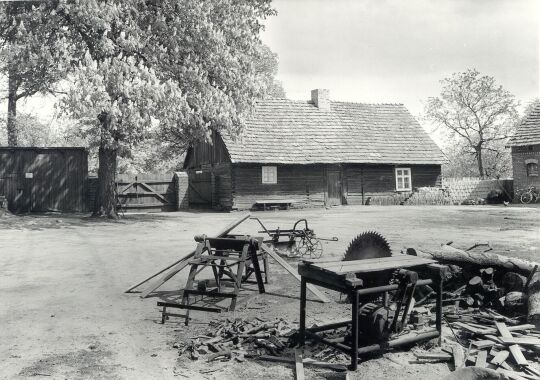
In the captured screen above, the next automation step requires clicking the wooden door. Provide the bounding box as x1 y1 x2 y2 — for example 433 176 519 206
326 167 342 206
188 171 213 208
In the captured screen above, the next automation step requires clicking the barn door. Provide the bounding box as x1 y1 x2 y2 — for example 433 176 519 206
326 167 342 206
2 174 30 213
188 171 212 208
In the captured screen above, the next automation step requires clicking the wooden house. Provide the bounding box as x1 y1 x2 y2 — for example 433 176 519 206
0 147 88 213
508 102 540 195
183 89 445 210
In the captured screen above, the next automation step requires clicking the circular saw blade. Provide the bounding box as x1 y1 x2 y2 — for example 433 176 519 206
342 231 393 291
343 231 392 261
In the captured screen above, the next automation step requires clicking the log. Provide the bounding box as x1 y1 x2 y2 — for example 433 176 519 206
410 245 540 325
409 245 538 276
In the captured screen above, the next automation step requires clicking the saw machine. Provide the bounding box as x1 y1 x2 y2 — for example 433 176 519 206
298 232 447 371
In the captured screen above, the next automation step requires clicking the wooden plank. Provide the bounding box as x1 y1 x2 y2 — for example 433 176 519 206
312 256 436 274
452 345 465 369
126 214 251 296
499 337 540 346
495 322 529 366
311 255 431 269
473 340 498 349
294 349 304 380
415 352 452 360
260 243 331 303
490 350 509 367
256 355 347 372
475 350 487 367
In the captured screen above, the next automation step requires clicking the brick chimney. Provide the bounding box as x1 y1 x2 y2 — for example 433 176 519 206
311 89 330 111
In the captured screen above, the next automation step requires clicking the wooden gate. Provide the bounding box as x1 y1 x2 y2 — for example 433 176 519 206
326 167 342 206
116 173 176 212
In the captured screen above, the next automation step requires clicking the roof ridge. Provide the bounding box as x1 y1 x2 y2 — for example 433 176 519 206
331 100 405 106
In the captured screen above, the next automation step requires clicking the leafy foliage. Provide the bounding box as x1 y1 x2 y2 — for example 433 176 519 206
425 69 519 178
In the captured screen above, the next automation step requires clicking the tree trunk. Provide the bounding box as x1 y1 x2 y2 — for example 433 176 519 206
7 65 18 146
93 113 118 218
475 146 484 178
409 245 540 327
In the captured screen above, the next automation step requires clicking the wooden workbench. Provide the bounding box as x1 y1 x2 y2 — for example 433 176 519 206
298 255 446 371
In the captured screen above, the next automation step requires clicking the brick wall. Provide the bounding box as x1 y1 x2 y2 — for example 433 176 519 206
511 145 540 197
174 171 189 210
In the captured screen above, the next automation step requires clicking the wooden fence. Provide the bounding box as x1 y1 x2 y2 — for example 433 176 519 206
116 173 176 212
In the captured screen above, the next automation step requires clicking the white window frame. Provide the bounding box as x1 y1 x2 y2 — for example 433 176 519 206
261 166 277 184
395 167 412 191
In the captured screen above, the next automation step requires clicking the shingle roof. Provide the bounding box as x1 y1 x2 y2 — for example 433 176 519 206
221 99 445 165
507 102 540 147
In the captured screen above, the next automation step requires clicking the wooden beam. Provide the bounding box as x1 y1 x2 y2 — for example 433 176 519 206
260 243 331 303
125 214 251 296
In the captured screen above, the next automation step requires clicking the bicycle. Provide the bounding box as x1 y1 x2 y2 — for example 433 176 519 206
518 186 539 204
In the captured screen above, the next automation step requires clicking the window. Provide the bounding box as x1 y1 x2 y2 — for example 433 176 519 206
526 159 538 177
395 168 412 191
262 166 277 184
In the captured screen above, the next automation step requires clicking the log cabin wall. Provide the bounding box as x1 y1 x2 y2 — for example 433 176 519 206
231 164 327 210
344 164 441 205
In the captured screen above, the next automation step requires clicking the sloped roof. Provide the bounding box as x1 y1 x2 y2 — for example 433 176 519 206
221 99 445 165
507 102 540 147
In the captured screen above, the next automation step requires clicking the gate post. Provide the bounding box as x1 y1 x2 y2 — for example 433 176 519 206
174 172 189 210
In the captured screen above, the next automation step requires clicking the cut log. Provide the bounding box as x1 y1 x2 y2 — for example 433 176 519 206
410 245 540 324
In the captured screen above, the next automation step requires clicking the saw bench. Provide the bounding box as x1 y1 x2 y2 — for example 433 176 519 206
159 235 268 325
298 255 447 371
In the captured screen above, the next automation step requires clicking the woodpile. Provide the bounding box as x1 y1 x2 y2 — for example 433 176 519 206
408 243 540 326
408 243 540 379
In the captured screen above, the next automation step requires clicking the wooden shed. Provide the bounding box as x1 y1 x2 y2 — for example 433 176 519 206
507 102 540 196
183 89 445 210
0 147 88 213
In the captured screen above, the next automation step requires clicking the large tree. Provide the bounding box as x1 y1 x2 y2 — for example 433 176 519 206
52 0 275 217
425 69 519 178
0 1 74 146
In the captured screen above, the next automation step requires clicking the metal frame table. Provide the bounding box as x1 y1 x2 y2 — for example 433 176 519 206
298 255 447 371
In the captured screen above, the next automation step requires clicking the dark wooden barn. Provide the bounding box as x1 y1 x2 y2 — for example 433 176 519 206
0 147 88 213
183 89 445 210
508 102 540 196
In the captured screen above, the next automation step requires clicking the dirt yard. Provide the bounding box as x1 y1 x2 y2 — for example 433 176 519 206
1 205 539 379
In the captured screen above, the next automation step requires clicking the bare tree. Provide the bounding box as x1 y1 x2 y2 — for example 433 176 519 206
425 69 519 178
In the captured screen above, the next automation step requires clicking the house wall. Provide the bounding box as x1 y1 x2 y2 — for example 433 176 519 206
344 164 441 205
231 164 326 210
231 163 441 209
511 144 540 195
0 148 88 213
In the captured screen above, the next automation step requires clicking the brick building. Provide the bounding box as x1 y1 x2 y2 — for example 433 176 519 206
508 102 540 196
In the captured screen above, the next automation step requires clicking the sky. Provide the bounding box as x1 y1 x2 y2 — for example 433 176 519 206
260 0 540 119
7 0 540 145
